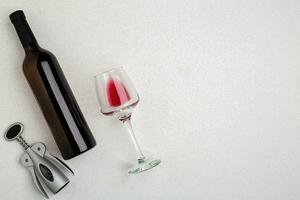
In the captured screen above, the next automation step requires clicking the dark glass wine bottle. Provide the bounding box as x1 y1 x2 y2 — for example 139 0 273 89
10 10 96 160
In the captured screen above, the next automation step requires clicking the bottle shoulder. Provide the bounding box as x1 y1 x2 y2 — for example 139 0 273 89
23 48 57 68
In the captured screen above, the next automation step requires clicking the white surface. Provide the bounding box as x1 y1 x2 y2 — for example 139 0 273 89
0 0 299 199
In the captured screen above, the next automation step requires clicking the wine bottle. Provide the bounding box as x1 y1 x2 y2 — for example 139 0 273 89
10 10 96 160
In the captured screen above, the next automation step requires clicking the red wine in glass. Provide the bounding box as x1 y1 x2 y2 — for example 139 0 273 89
106 78 130 107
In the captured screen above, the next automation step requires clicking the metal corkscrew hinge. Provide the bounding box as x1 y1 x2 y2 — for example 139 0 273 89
4 122 74 199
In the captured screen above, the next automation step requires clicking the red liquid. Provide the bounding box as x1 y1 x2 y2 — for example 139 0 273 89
106 78 130 106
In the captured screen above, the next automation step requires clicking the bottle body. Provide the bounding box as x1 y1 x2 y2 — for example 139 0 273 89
23 49 96 159
10 10 96 159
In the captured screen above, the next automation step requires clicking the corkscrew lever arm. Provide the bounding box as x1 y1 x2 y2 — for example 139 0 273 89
20 154 49 199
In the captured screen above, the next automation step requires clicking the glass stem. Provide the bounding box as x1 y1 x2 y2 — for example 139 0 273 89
122 118 146 161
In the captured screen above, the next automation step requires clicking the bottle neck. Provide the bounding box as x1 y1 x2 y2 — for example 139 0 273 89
11 19 39 53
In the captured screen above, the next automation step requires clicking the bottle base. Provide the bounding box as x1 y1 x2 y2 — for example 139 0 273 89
62 143 97 160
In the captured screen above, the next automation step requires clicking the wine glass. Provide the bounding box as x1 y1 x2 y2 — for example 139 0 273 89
94 67 161 174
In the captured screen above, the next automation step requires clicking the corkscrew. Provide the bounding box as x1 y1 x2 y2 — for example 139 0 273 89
4 122 74 198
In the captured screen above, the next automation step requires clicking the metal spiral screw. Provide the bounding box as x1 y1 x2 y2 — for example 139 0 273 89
16 135 30 149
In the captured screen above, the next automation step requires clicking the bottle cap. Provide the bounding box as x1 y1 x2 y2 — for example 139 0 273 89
9 10 26 23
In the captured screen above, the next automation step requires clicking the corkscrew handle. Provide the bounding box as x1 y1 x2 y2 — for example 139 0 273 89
4 122 30 148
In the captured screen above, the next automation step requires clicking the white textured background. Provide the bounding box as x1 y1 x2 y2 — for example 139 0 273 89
0 0 300 200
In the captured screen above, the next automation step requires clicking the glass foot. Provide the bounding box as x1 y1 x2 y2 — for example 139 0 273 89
128 158 161 174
